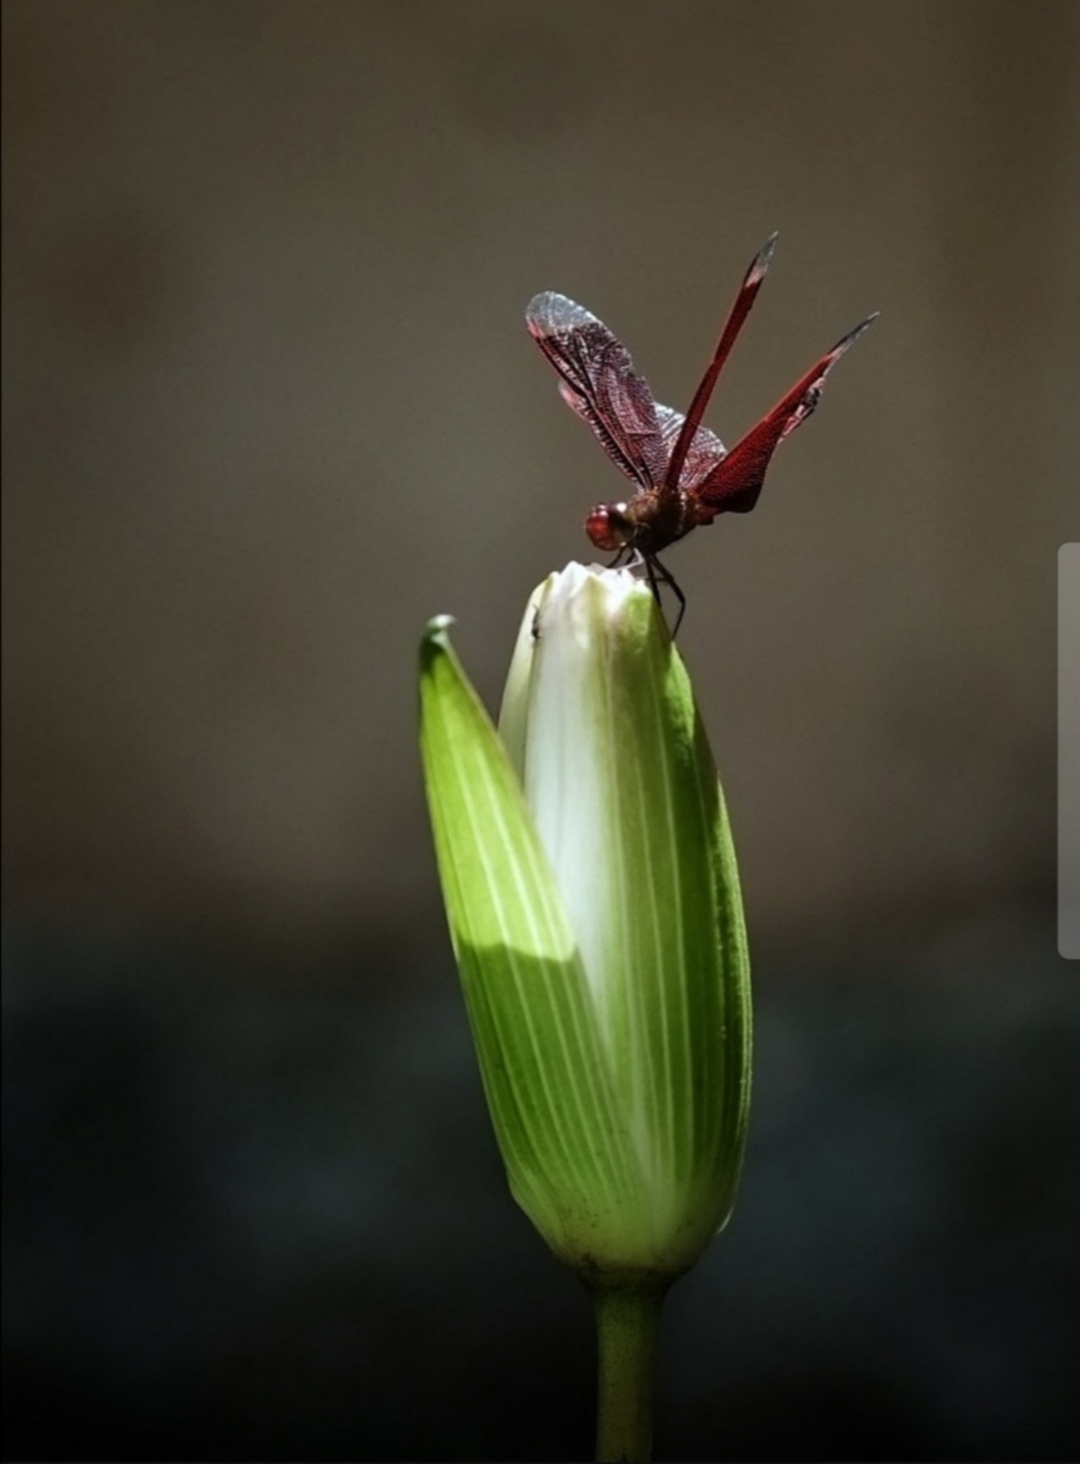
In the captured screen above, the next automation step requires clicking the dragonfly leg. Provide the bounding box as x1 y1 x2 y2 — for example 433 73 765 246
643 554 662 607
607 549 684 637
648 555 686 638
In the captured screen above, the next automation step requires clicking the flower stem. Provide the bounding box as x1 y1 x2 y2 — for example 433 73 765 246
592 1281 668 1462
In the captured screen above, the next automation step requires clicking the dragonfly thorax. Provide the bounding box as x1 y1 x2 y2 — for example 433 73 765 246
586 490 706 557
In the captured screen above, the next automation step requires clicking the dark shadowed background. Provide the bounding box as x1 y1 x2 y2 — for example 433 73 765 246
3 2 1079 1460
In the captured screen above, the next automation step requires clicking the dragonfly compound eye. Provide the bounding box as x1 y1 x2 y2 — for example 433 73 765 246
585 504 629 552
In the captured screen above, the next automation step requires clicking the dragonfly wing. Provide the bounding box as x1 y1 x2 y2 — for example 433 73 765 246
526 292 666 488
655 403 727 491
694 314 877 517
662 233 777 494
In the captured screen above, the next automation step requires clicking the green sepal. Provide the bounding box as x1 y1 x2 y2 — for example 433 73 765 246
419 617 655 1270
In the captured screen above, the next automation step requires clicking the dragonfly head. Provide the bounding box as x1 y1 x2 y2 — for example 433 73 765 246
585 502 633 553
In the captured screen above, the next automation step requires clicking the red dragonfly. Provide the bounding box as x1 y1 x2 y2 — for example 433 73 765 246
526 235 876 632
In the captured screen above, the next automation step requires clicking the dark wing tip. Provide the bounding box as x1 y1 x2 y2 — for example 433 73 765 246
746 231 780 287
839 311 880 348
821 311 879 373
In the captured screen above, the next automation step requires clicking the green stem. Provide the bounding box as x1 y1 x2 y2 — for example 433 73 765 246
592 1281 667 1463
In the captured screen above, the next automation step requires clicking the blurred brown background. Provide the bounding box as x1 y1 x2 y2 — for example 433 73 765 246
3 2 1078 1461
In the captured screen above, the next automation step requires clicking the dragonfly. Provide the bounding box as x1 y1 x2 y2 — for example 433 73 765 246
526 235 876 634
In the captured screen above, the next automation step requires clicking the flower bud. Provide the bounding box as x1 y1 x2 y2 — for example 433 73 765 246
419 564 751 1284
